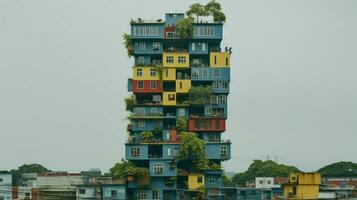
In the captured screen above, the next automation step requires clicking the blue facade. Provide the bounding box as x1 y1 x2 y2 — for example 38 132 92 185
165 13 184 26
125 144 148 160
133 106 163 116
189 41 209 54
205 143 231 160
131 119 163 132
133 40 163 54
102 185 126 200
191 67 230 81
204 104 228 118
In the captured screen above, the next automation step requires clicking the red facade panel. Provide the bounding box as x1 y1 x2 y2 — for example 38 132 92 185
132 80 162 93
188 118 226 132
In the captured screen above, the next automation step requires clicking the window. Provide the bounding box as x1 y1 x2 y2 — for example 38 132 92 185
211 95 218 104
220 146 227 157
202 43 206 51
225 57 229 66
138 120 145 128
168 94 175 101
178 108 185 117
166 56 174 63
215 120 220 129
136 68 143 77
192 42 195 51
138 190 147 200
151 107 158 114
192 68 199 78
131 147 141 157
259 180 263 184
153 42 160 51
153 163 163 174
267 180 272 184
139 42 145 50
219 95 226 104
0 178 2 182
133 26 159 36
79 189 86 194
193 27 215 37
208 176 215 184
135 107 145 115
205 107 212 115
138 56 145 65
212 69 221 78
111 190 117 197
178 56 186 63
150 80 157 89
214 55 217 64
213 81 220 89
167 148 171 156
179 81 183 89
197 176 203 183
152 190 159 200
202 69 209 78
153 95 161 102
222 82 229 90
137 81 144 89
150 69 157 76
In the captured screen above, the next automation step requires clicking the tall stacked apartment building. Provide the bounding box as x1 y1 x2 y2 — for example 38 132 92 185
126 13 231 200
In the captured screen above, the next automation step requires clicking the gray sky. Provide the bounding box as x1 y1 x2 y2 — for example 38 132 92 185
0 0 356 173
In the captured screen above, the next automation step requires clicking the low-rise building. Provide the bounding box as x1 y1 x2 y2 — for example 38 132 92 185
255 177 281 189
0 172 12 200
283 172 321 200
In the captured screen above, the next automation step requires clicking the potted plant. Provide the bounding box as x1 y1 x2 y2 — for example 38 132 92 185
123 166 136 182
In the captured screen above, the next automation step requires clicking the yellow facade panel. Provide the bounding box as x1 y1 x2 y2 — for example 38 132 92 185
176 80 191 93
133 66 160 80
188 173 205 190
210 52 230 67
163 52 189 68
163 92 176 106
162 68 176 81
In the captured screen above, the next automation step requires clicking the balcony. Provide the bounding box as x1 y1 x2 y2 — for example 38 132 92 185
131 23 164 39
133 41 163 54
130 106 163 119
163 52 189 68
130 119 163 132
149 160 177 177
188 117 226 132
125 143 180 160
192 23 223 40
210 52 230 67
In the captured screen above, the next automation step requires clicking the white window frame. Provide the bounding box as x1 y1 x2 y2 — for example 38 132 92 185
136 68 143 77
138 190 146 200
219 95 227 104
139 42 146 50
166 56 174 63
202 43 206 51
131 147 141 157
150 69 157 77
153 163 163 174
202 68 209 78
192 42 195 51
208 176 215 184
211 95 218 104
152 190 159 200
138 56 145 65
220 146 227 157
153 42 160 51
137 81 144 89
135 107 145 115
178 108 185 117
178 56 186 63
150 107 158 114
205 107 212 115
192 68 199 78
167 148 171 156
150 80 157 89
153 95 161 102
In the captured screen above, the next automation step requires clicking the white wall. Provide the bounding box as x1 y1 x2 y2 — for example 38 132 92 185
37 175 83 188
255 177 280 189
0 174 12 186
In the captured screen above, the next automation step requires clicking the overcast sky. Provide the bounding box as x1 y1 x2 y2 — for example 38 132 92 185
0 0 356 173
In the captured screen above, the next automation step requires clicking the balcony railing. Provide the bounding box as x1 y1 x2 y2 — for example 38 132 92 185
130 18 164 24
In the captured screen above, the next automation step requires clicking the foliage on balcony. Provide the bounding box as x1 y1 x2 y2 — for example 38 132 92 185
178 132 205 160
165 177 177 186
176 18 194 39
176 116 188 133
125 95 134 111
136 167 151 188
110 159 134 180
186 0 226 23
122 33 134 57
140 131 154 143
195 159 222 171
188 85 212 105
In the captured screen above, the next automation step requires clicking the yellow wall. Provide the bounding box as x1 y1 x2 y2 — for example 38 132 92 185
210 52 230 67
163 52 189 68
162 68 176 81
176 80 191 93
188 173 205 190
289 172 321 185
163 92 176 106
133 66 160 80
284 185 319 199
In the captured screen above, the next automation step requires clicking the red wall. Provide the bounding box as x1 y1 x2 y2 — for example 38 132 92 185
132 80 162 93
188 118 226 132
